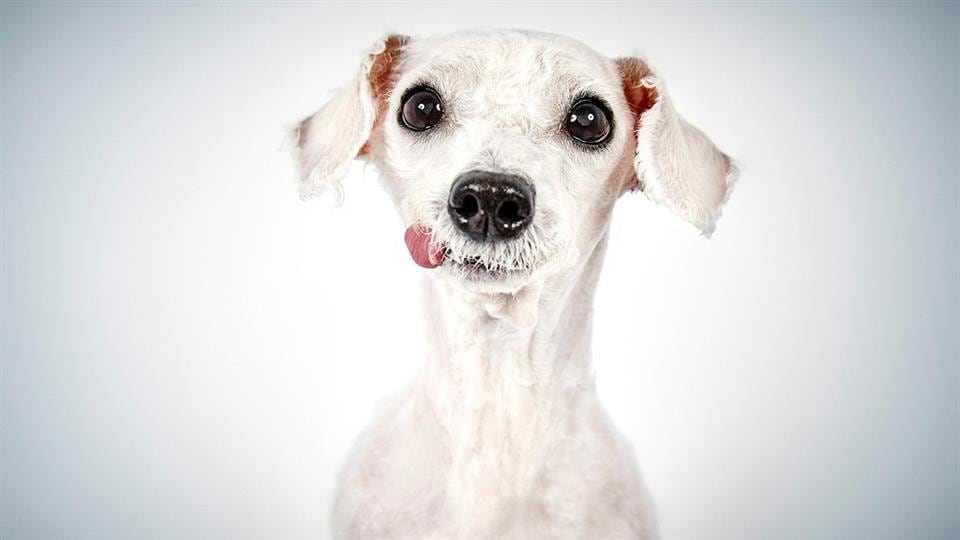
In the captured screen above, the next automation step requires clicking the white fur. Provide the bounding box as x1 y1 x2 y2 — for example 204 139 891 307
294 29 734 539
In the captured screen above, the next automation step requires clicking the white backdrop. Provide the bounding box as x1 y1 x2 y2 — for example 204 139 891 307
2 2 957 539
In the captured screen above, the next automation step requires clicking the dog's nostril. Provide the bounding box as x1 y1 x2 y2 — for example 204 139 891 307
456 194 480 218
497 200 526 224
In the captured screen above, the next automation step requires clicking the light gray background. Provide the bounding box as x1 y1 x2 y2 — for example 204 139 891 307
2 2 958 539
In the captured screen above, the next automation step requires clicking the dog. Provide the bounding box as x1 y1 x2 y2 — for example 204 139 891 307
293 29 735 539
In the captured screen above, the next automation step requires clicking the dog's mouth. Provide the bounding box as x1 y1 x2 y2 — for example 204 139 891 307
443 253 531 281
404 225 533 281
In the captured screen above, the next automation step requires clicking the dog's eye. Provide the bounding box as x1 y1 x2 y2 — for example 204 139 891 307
400 87 443 131
566 99 611 145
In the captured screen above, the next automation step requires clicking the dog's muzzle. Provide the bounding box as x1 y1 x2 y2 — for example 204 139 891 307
447 170 534 243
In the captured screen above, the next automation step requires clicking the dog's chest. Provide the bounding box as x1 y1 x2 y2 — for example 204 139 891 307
333 283 655 538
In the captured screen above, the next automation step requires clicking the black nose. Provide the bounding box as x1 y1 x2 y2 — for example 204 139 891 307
448 171 535 242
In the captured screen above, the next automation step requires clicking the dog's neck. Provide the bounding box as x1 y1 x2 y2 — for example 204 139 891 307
416 232 609 523
421 233 608 412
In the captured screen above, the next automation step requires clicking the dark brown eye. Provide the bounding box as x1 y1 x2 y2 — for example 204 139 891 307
400 87 443 131
566 99 611 145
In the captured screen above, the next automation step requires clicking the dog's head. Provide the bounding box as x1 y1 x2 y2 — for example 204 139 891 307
294 30 735 293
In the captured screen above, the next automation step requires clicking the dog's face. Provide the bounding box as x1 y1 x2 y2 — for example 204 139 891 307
295 30 734 293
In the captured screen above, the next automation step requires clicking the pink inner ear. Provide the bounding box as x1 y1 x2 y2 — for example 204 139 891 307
367 36 410 117
614 57 660 193
615 57 660 122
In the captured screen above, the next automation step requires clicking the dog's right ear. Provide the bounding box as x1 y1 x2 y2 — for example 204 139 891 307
293 34 410 200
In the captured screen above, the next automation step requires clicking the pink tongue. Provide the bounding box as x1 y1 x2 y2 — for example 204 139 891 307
404 225 446 269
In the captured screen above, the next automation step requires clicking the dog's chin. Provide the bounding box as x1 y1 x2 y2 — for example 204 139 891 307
439 257 536 294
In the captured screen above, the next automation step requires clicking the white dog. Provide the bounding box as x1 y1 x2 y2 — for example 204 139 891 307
294 29 735 539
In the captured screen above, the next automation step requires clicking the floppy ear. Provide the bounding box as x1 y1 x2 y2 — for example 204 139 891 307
293 34 410 200
617 57 737 237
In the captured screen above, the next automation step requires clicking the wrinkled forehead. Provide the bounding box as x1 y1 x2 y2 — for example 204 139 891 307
395 30 623 115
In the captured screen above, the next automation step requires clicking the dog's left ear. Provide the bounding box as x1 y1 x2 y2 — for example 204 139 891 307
617 57 737 237
294 34 410 199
